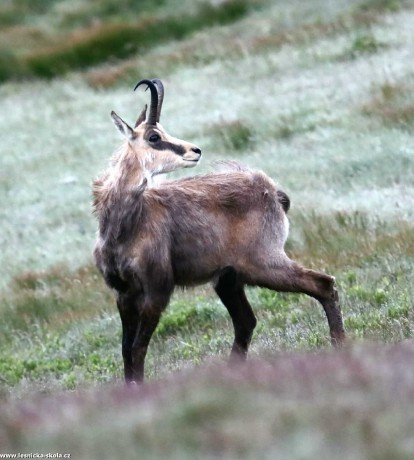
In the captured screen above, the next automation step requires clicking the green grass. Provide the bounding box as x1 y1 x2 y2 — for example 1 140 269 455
1 0 414 457
357 0 404 13
339 32 388 60
207 119 254 151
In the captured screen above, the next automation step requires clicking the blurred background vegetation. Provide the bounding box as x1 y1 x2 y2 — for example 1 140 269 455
1 0 414 458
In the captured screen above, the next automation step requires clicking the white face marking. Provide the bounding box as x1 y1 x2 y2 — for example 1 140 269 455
282 213 290 244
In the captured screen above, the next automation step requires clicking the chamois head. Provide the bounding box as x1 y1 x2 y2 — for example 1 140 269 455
111 79 202 176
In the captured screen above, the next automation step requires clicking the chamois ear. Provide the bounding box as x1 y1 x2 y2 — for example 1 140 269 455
111 111 136 141
134 104 147 128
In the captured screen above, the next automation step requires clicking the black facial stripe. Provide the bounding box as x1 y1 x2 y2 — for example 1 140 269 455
152 140 186 156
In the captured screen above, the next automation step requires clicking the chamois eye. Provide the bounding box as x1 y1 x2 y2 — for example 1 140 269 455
149 133 160 143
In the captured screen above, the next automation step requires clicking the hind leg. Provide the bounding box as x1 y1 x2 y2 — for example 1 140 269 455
249 258 346 347
214 267 257 363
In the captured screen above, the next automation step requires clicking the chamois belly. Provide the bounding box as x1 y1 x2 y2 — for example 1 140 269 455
172 247 224 286
170 218 261 286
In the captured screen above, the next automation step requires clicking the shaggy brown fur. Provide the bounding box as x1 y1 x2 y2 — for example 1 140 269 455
93 82 346 383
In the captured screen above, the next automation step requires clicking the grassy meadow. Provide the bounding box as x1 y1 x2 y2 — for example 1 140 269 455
1 0 414 457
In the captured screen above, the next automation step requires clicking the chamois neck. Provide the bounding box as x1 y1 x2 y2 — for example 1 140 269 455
92 143 150 217
115 143 151 191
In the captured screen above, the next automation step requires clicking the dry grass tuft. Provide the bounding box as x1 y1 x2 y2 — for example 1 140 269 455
361 80 414 128
287 211 414 269
0 263 113 344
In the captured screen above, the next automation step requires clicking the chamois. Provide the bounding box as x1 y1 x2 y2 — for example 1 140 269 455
92 79 346 384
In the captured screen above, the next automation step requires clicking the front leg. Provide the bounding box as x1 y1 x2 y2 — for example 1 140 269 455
117 293 141 383
129 310 162 383
117 290 169 384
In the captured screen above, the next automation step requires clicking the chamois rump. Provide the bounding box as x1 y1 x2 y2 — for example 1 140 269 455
92 79 346 384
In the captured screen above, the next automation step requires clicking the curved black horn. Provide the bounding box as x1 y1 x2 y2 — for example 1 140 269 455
151 79 164 123
134 79 158 125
